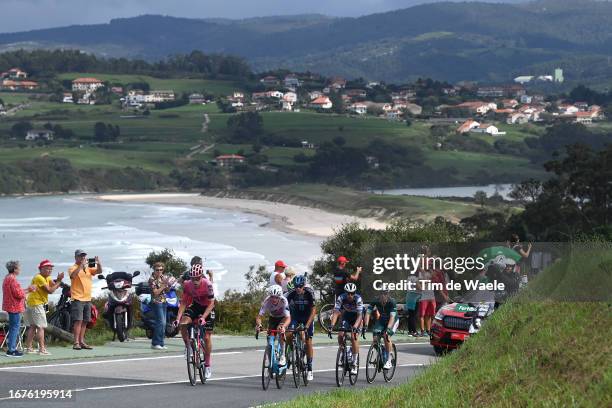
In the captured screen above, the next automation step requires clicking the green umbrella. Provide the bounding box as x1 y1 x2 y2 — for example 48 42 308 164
477 246 522 264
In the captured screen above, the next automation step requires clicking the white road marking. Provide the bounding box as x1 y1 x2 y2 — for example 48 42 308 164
0 352 242 371
67 363 427 392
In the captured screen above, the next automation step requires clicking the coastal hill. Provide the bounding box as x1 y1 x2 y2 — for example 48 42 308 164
1 0 611 83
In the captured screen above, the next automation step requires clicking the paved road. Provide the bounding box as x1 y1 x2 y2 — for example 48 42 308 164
0 342 435 407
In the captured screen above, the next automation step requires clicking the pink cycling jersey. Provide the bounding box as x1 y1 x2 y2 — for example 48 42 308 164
182 277 214 307
259 296 290 318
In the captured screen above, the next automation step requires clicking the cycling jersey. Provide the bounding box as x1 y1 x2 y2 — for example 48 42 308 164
334 293 363 316
285 287 315 318
259 296 290 318
367 298 398 323
181 277 214 307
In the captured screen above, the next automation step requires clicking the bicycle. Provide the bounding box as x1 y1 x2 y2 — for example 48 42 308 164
285 324 308 388
185 318 208 386
329 327 360 387
365 331 397 383
256 328 287 390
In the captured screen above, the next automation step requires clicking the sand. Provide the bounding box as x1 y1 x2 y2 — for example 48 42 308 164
96 193 387 238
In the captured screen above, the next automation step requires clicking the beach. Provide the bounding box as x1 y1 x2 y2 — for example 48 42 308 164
96 193 387 238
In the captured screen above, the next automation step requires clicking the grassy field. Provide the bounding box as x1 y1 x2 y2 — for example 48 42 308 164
276 247 612 407
56 73 242 96
240 183 488 221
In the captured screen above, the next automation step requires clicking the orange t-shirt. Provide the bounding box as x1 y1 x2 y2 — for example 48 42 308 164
69 264 98 301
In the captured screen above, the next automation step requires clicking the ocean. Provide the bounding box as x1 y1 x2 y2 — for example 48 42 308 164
0 195 322 302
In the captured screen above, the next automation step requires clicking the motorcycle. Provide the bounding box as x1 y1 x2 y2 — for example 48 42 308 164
98 271 140 342
135 278 180 339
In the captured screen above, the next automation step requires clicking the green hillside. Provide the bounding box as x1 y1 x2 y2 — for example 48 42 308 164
277 246 612 407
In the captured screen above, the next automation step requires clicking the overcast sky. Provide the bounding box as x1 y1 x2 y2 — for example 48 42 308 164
0 0 450 33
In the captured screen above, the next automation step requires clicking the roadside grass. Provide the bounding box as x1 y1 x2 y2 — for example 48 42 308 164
275 247 612 408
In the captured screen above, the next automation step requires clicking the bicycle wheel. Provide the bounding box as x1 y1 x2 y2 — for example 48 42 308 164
335 346 346 387
349 352 359 385
186 341 197 386
365 344 379 384
197 337 207 384
317 303 334 331
261 345 272 390
289 343 300 388
300 344 309 386
275 346 286 389
383 343 397 382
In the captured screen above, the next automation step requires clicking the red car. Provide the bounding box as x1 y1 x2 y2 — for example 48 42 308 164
430 301 493 356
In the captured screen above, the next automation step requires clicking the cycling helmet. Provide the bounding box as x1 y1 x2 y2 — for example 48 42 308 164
344 282 357 293
267 284 283 297
189 263 204 278
293 275 306 288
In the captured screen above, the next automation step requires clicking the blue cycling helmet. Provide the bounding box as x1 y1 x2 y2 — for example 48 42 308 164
293 275 306 288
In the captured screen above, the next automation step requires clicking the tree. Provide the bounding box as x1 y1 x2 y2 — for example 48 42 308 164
509 179 543 204
93 122 120 142
10 121 32 139
145 249 188 279
474 190 487 207
333 136 346 146
226 111 263 143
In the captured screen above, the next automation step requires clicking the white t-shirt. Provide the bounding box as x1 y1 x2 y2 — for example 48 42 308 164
269 271 285 287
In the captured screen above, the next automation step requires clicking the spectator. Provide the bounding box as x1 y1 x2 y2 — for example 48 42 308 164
507 234 532 275
269 260 287 287
149 262 170 350
404 274 420 337
24 260 64 355
432 267 450 311
417 267 436 337
2 261 36 357
69 249 102 350
181 256 213 283
281 266 296 292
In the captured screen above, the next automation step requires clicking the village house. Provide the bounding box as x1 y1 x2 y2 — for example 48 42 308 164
233 92 245 100
144 90 175 103
457 119 481 133
329 77 347 89
215 154 245 167
507 113 530 125
349 102 368 115
345 89 367 100
284 74 300 88
283 92 297 103
25 129 54 141
477 86 504 98
451 101 496 116
494 108 515 121
301 140 315 149
309 91 324 100
72 77 104 92
189 93 206 104
503 84 526 98
501 99 519 108
62 93 74 103
1 68 28 80
470 123 506 136
310 96 333 110
1 80 39 90
260 76 280 87
403 103 423 116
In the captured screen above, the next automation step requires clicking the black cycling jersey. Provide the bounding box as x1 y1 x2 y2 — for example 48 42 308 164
367 298 398 322
285 287 315 318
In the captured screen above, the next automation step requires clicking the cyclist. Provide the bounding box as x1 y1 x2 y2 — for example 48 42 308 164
363 289 398 369
174 263 215 379
329 282 363 375
285 275 316 381
256 284 291 366
333 256 362 300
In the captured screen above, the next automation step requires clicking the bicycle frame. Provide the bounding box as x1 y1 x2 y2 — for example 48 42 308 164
186 319 208 386
266 329 285 375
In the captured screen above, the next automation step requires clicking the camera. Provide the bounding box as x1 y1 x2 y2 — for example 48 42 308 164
88 258 96 268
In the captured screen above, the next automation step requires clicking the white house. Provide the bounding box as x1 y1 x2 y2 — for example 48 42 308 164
72 77 104 92
349 103 368 115
62 93 73 103
310 96 332 110
25 129 54 141
507 113 529 124
514 76 534 84
282 92 297 103
457 119 481 133
144 90 175 103
470 124 506 136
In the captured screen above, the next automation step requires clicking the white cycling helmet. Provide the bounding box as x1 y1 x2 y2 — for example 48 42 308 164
344 282 357 294
267 284 283 297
